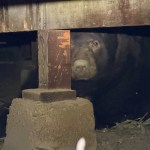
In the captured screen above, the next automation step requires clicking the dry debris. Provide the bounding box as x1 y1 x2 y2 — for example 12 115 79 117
97 116 150 150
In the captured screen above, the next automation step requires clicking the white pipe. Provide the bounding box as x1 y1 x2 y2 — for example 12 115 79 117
76 137 86 150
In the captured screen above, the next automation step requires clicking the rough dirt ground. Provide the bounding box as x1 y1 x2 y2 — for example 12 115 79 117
96 118 150 150
0 119 150 150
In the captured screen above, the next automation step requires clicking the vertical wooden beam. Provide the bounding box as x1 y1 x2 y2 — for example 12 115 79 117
38 30 71 89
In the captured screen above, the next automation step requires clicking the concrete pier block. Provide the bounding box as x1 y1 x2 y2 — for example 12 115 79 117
2 98 97 150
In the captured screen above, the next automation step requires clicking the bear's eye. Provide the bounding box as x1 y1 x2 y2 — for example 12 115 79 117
93 41 99 46
89 40 99 47
88 40 100 52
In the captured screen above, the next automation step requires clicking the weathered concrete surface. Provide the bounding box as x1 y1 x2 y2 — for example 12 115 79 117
2 98 96 150
22 88 76 101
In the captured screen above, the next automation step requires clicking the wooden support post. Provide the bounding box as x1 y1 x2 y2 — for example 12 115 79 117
38 30 71 89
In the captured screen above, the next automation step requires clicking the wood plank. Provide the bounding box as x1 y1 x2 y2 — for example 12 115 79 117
0 0 149 32
38 30 71 89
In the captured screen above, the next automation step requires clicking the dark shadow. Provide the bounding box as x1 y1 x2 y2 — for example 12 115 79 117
0 31 38 137
71 25 150 37
0 0 81 6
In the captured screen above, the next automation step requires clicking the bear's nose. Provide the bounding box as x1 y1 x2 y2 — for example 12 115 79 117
73 60 89 72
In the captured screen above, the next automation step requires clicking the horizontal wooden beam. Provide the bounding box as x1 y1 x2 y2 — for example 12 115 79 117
0 0 149 32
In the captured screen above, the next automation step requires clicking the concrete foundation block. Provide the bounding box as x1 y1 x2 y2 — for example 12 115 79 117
2 98 97 150
22 88 76 102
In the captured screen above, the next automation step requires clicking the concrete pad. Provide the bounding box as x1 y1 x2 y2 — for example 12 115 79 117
2 98 97 150
22 88 76 102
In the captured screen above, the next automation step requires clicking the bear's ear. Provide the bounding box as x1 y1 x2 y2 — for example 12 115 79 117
115 34 141 68
114 34 130 65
